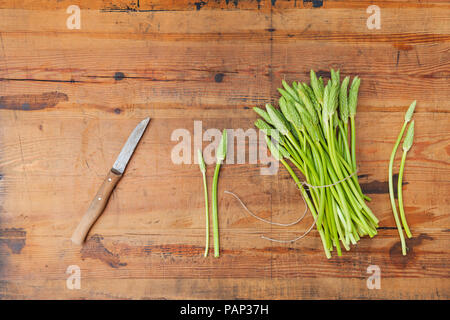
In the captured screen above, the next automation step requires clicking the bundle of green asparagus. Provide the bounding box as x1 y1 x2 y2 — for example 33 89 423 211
254 69 378 258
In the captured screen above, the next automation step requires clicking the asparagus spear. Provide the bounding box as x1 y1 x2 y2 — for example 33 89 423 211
212 130 227 258
398 120 415 239
197 149 209 257
388 101 416 255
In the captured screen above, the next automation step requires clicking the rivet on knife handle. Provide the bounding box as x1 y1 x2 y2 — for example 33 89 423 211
71 117 150 245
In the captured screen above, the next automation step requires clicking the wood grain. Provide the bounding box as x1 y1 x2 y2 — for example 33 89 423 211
0 0 449 299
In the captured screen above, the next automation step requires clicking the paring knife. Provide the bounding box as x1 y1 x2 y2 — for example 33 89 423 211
71 117 151 245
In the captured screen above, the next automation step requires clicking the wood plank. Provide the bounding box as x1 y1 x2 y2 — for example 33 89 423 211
1 277 447 300
1 6 449 35
0 0 449 11
0 225 448 279
0 38 448 112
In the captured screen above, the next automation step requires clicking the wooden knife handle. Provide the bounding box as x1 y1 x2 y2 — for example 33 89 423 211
71 170 122 245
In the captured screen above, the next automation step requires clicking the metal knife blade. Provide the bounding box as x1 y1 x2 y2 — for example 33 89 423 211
112 117 150 174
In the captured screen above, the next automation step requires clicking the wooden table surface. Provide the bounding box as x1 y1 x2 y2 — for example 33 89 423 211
0 0 449 300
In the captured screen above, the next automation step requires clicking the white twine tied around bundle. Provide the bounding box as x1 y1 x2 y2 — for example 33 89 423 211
224 169 358 243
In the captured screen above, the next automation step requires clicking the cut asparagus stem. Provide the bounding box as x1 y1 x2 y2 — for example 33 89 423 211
398 121 415 239
212 130 227 258
211 162 221 258
197 149 209 257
